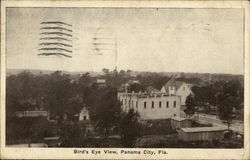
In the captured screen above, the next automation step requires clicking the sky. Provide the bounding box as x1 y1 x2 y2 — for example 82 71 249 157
6 8 244 74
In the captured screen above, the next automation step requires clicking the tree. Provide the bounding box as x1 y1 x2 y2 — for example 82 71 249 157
119 109 141 147
184 94 196 119
192 85 216 107
89 87 122 135
78 72 91 87
216 80 243 131
43 71 73 120
126 69 132 73
102 68 109 74
127 83 145 93
6 71 38 118
216 92 234 131
119 69 126 75
59 122 85 147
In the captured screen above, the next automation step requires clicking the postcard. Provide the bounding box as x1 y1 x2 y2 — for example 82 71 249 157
1 0 249 159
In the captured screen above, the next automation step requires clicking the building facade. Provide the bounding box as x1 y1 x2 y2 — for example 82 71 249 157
118 92 181 120
178 127 226 142
171 117 192 130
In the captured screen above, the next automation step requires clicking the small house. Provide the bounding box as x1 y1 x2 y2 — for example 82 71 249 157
94 79 107 88
76 107 95 136
79 107 90 121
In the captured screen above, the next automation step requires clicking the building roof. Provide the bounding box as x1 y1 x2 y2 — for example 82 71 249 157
162 80 185 93
171 117 188 121
15 110 48 117
146 86 160 93
96 79 106 83
181 127 227 133
127 79 140 84
43 136 60 140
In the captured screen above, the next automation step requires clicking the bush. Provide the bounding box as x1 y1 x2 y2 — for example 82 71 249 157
119 109 141 147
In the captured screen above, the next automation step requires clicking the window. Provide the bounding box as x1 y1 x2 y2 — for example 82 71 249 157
159 101 162 108
132 100 133 107
174 114 176 117
83 116 87 120
183 86 185 90
152 101 154 108
144 102 147 109
136 101 138 108
166 101 169 108
174 101 176 108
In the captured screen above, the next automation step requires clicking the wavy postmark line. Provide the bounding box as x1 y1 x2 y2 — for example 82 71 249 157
40 27 72 32
39 42 72 48
92 42 115 45
40 37 72 42
40 32 72 37
93 48 115 51
38 52 72 58
41 21 72 27
39 47 72 53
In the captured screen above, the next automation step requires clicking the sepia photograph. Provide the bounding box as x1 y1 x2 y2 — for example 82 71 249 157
1 1 249 159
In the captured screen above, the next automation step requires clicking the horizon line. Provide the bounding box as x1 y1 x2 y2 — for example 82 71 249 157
6 67 244 76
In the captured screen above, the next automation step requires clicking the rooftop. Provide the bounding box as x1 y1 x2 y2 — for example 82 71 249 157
119 92 174 98
181 127 227 133
171 117 188 121
43 136 60 140
96 79 106 83
162 80 185 93
146 86 160 93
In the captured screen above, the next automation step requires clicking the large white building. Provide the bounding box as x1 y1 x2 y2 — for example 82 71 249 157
118 91 181 120
161 79 193 105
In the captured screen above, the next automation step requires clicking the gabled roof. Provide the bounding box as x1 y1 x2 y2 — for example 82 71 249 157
162 79 185 93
